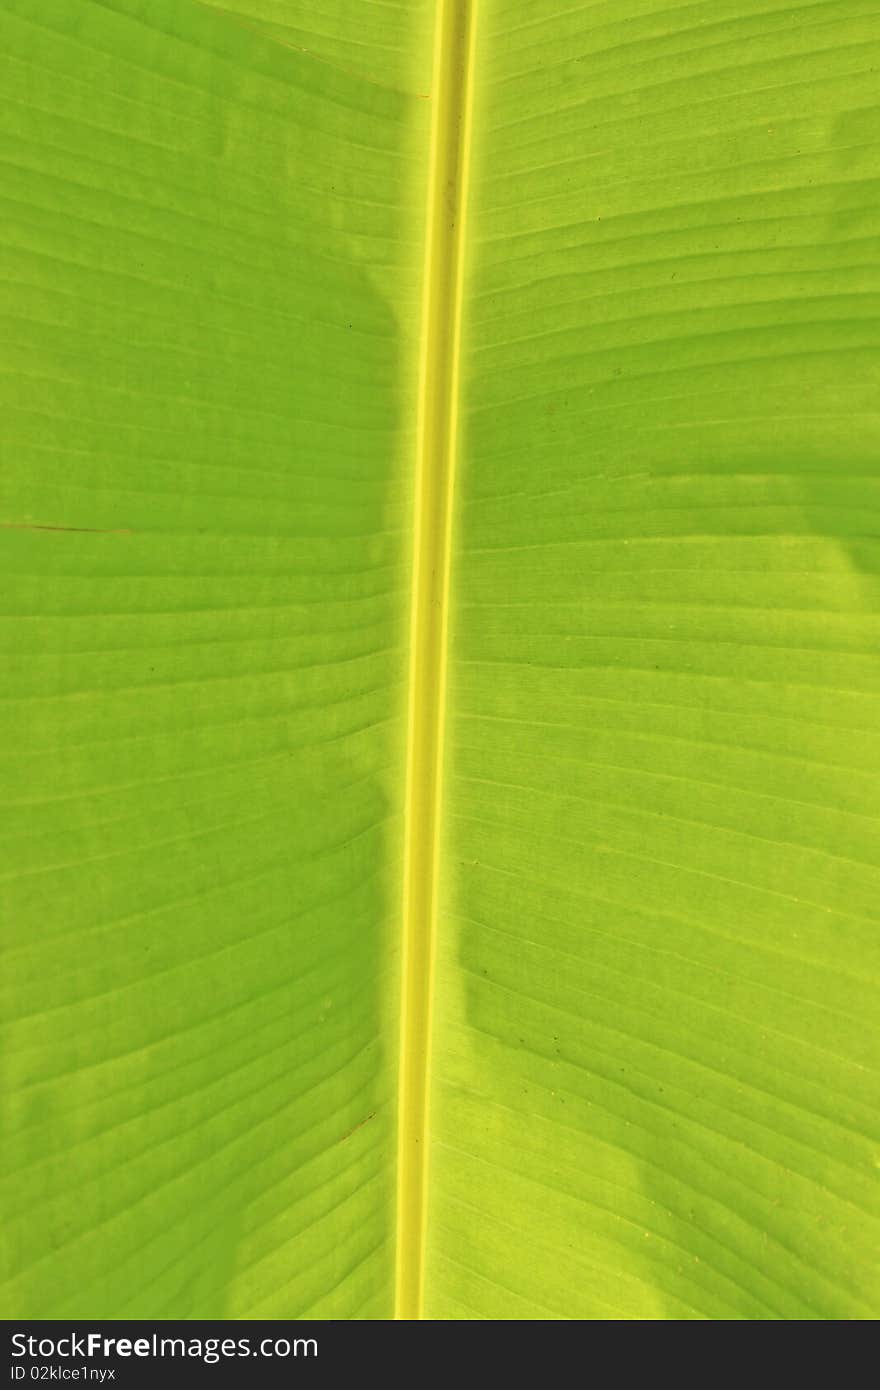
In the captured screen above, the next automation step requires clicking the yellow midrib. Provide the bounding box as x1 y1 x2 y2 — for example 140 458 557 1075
395 0 476 1322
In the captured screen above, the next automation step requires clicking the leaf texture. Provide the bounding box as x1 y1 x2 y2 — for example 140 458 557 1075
1 0 878 1321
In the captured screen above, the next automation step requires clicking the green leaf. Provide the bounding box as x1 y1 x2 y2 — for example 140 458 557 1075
2 0 878 1321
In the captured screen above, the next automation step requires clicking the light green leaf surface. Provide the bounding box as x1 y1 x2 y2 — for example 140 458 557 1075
1 0 878 1320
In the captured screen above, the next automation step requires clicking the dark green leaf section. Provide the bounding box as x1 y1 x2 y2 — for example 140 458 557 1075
0 0 428 1318
198 0 434 94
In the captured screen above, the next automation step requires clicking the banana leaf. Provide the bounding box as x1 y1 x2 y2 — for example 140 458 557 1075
1 0 878 1320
